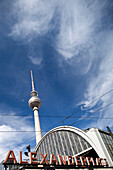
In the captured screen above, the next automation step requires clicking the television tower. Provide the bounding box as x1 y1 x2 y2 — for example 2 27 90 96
28 70 42 145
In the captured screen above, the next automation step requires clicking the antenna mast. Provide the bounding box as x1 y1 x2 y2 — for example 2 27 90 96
31 70 35 91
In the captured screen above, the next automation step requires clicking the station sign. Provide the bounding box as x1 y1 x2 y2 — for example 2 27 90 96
4 150 109 167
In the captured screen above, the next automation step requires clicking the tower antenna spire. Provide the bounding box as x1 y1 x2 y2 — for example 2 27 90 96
31 70 35 91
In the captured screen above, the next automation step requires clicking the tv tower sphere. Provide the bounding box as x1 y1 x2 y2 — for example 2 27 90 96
28 70 41 110
28 90 41 110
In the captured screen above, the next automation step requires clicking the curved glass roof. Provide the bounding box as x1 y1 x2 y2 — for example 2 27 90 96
36 130 92 162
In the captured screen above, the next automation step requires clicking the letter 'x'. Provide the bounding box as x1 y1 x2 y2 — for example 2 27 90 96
40 153 49 164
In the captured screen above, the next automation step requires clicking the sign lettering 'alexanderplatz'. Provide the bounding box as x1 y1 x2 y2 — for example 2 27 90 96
4 150 109 167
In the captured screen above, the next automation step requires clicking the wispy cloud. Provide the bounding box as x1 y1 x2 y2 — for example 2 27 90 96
82 31 113 129
28 41 43 66
9 0 103 71
10 0 55 41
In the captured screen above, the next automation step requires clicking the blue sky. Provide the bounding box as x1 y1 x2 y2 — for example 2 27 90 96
0 0 113 162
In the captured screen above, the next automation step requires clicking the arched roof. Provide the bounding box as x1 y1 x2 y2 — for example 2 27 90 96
35 126 100 157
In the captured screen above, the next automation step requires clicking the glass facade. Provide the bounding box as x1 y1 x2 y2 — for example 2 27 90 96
36 130 91 162
100 131 113 161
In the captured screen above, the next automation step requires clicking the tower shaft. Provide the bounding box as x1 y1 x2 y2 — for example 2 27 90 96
33 107 42 145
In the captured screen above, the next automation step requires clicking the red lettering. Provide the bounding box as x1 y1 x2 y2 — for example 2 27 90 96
80 157 87 166
20 151 28 164
67 156 74 165
74 156 82 166
100 158 108 166
30 152 38 164
4 150 17 164
40 153 49 164
50 154 58 165
96 158 102 166
86 157 95 166
104 159 109 166
58 155 67 165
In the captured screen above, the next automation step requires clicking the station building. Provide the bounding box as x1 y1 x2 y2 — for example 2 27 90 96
35 126 113 167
